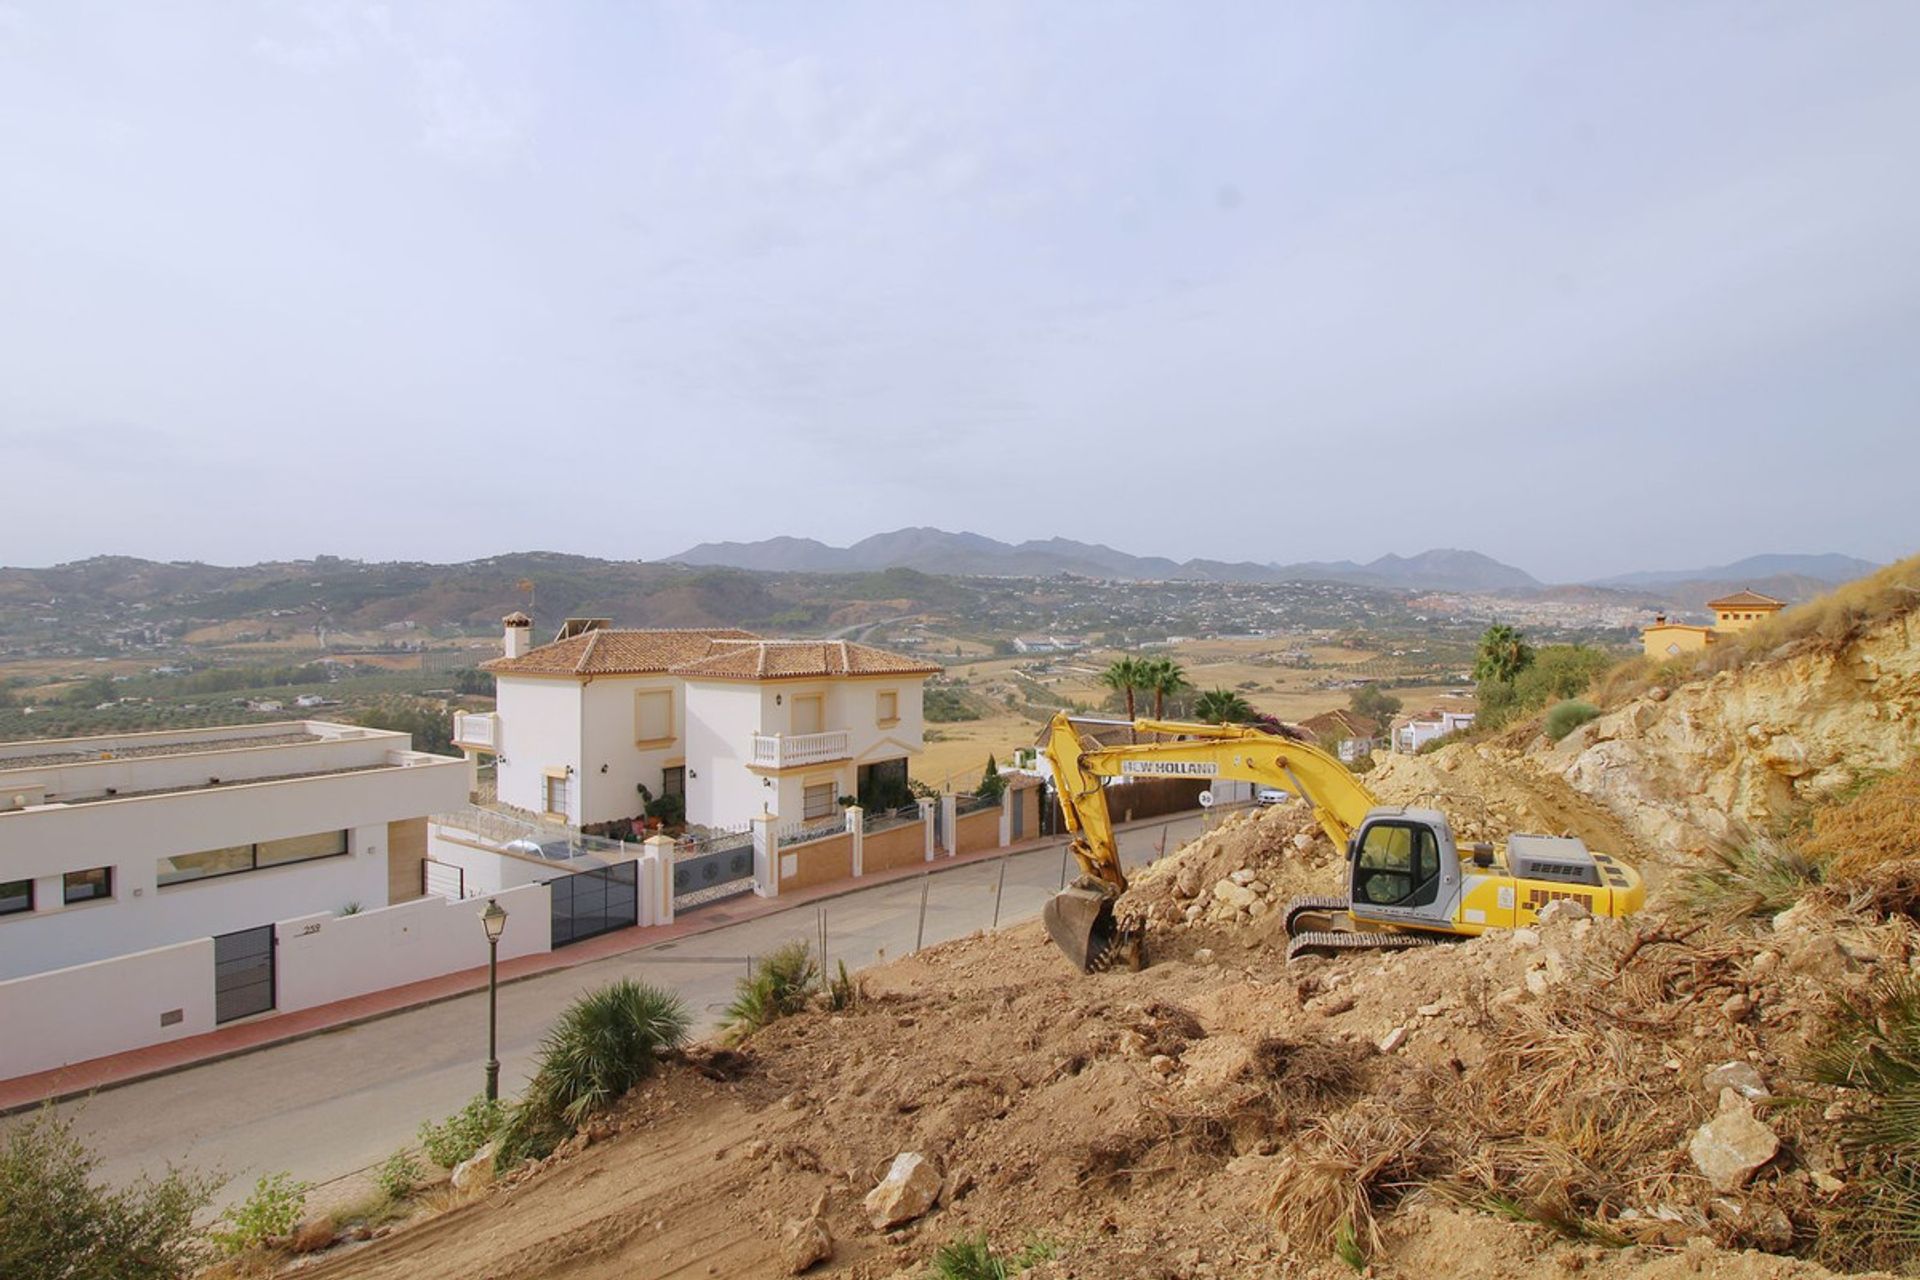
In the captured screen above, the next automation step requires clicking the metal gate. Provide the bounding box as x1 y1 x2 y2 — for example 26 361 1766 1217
1010 789 1026 840
673 837 755 912
548 862 638 948
213 925 276 1024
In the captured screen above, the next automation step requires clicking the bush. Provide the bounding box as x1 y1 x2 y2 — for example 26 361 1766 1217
0 1111 217 1280
210 1171 309 1256
498 980 691 1166
1683 835 1823 917
726 940 820 1039
375 1149 423 1201
1805 973 1920 1269
928 1233 1057 1280
1804 760 1920 879
418 1096 506 1169
827 958 858 1012
1542 701 1600 742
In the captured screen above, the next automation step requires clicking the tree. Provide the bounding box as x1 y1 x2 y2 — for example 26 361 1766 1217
1473 624 1535 685
63 674 118 708
975 754 1006 802
1348 684 1402 731
1099 657 1148 738
1141 657 1190 721
1193 687 1255 724
0 1111 218 1280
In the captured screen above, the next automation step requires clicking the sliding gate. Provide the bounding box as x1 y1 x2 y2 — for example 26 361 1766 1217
548 862 639 948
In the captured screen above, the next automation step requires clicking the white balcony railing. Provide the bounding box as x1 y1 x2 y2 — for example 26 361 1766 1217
749 729 851 770
452 711 499 750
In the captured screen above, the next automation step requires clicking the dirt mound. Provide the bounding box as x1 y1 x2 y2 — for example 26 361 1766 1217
306 840 1912 1280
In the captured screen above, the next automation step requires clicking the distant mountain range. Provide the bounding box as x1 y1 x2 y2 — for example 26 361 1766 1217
1589 553 1881 589
670 529 1882 598
670 528 1543 592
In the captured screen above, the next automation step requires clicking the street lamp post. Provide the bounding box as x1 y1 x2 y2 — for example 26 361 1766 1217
480 898 509 1102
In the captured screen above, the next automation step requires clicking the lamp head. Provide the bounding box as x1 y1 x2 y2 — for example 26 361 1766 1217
481 897 508 942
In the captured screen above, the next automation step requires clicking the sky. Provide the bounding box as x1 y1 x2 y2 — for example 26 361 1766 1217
1 2 1916 583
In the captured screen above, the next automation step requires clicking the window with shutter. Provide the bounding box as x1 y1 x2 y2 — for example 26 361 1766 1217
634 689 673 743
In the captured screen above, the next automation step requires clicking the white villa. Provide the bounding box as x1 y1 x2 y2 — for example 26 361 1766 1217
0 721 479 1077
459 616 939 831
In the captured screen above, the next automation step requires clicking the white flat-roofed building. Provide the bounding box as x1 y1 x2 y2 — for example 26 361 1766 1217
0 720 469 982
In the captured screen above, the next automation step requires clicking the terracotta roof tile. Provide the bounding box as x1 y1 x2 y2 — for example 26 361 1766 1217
1707 589 1785 609
482 628 759 677
671 640 940 681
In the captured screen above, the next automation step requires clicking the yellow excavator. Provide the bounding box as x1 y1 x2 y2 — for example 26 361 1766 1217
1039 712 1644 972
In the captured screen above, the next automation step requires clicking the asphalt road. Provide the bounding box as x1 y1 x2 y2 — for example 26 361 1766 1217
27 812 1211 1207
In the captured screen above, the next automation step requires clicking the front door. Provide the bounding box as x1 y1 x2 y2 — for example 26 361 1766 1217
213 925 276 1023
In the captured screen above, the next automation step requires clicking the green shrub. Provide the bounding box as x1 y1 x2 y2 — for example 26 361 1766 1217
209 1171 309 1256
827 958 858 1012
375 1149 423 1201
1805 973 1920 1269
0 1110 217 1280
726 940 820 1039
418 1096 506 1169
1543 700 1600 742
497 979 691 1167
928 1233 1058 1279
1683 835 1822 916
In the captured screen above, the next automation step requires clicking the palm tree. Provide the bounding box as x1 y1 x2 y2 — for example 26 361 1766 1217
1142 657 1190 720
1473 624 1535 684
1193 687 1255 724
1099 657 1147 740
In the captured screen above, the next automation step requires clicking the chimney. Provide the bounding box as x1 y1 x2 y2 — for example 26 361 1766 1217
1653 613 1666 625
503 611 532 659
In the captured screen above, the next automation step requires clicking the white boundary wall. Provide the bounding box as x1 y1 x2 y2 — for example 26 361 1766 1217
0 884 552 1082
274 883 551 1013
0 937 216 1079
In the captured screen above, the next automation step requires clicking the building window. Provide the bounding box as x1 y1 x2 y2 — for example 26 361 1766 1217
0 878 31 917
545 774 570 817
634 689 672 743
158 830 350 886
858 758 911 810
876 690 898 724
803 782 837 820
63 866 112 904
661 766 685 798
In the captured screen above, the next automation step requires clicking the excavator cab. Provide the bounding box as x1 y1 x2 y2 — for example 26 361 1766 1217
1345 810 1459 928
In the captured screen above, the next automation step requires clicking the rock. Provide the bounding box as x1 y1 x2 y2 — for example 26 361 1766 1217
782 1216 834 1273
1175 865 1204 899
289 1215 336 1254
864 1152 941 1229
1509 928 1541 950
1537 898 1591 925
1377 1026 1408 1053
1193 948 1216 965
1213 880 1256 909
1248 880 1271 896
1771 902 1815 935
1812 1170 1846 1194
451 1141 496 1191
1306 992 1355 1017
1292 832 1314 851
1525 969 1552 998
1704 1061 1770 1101
1150 1053 1177 1076
1416 1002 1445 1018
1229 869 1258 886
1688 1103 1780 1192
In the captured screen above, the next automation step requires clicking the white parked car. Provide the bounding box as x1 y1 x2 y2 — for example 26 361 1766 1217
1255 787 1292 807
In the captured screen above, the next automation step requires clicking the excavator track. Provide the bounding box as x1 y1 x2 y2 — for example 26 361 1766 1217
1283 894 1351 937
1285 929 1438 963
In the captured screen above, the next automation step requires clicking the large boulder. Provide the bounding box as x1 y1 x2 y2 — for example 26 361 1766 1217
1688 1098 1779 1192
864 1152 941 1229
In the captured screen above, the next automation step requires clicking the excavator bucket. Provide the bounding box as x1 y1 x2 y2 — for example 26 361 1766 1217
1044 885 1124 973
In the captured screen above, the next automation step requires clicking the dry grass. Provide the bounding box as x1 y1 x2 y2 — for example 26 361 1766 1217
1804 759 1920 879
1264 1083 1446 1257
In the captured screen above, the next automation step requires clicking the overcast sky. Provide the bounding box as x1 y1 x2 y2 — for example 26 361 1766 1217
2 3 1916 582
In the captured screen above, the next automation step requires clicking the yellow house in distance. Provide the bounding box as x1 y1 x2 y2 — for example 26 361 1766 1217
1641 589 1785 659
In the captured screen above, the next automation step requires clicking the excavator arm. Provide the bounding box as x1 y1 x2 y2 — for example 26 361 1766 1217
1041 712 1379 969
